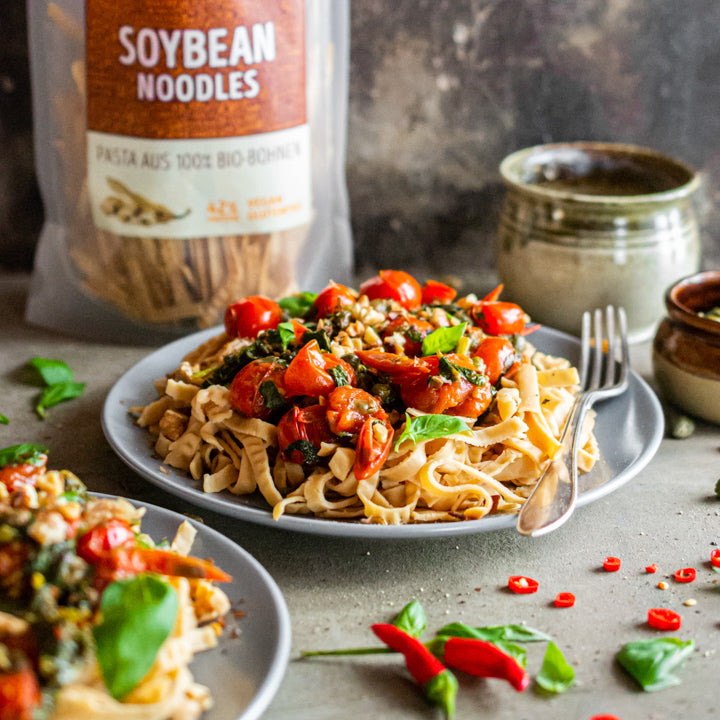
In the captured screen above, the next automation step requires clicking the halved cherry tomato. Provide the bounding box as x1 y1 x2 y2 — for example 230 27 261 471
0 664 41 720
224 296 283 338
472 301 526 335
314 282 357 317
603 556 621 572
472 337 518 384
508 575 538 594
421 279 457 305
284 340 356 397
647 607 681 631
93 546 231 590
673 567 696 583
711 549 720 568
382 316 434 357
359 270 422 310
230 359 287 419
326 386 386 435
76 518 136 564
354 417 394 480
0 461 46 492
554 592 576 608
277 404 333 464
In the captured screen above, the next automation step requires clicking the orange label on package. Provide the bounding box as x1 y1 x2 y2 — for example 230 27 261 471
86 0 306 139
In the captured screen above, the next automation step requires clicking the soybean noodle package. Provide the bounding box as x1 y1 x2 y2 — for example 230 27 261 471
27 0 352 343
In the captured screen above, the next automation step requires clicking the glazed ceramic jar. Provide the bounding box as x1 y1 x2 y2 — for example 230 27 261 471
496 142 701 342
653 271 720 425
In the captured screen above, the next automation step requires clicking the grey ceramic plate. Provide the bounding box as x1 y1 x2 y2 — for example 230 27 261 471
116 496 291 719
103 325 664 538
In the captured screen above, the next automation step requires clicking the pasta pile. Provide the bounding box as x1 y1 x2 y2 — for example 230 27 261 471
0 450 231 719
134 274 599 525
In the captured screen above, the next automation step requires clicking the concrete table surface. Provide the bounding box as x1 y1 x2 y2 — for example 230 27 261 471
1 271 719 720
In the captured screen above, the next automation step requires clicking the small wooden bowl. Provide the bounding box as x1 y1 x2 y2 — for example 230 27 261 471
652 270 720 424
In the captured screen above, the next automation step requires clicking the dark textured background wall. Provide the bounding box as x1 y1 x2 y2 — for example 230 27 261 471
2 1 719 282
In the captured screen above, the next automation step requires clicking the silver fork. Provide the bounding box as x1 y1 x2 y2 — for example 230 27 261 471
516 306 630 537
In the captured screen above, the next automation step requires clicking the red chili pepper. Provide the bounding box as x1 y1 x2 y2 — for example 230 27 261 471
711 549 720 568
371 624 457 718
602 556 621 572
647 608 682 631
436 636 530 692
508 575 538 594
673 567 696 583
645 563 658 574
554 592 576 608
589 715 623 720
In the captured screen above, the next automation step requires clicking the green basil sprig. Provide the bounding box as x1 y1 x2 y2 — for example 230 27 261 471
0 443 49 467
0 413 8 425
421 323 467 356
28 357 85 418
94 575 178 700
279 292 317 318
616 638 694 692
535 641 575 694
392 600 427 639
394 413 472 450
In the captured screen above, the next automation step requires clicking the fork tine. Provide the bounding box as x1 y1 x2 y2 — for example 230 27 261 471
616 307 630 388
590 308 603 389
604 305 616 388
579 310 591 387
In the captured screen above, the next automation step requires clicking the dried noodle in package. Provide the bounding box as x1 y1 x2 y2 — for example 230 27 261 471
26 0 352 343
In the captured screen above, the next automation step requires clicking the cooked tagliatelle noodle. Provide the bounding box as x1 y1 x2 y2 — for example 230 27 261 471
0 446 231 719
134 272 599 524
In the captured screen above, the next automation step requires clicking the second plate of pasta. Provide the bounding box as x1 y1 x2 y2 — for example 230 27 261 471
103 324 663 538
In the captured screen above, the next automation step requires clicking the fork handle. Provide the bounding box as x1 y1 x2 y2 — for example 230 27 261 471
515 393 592 537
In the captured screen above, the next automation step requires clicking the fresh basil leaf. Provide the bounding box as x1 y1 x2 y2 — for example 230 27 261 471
259 381 287 411
616 638 694 692
0 413 8 425
421 323 467 356
394 413 472 450
535 641 575 694
435 623 552 645
28 357 75 386
279 292 317 318
94 575 178 700
328 364 350 387
35 381 86 418
277 321 297 348
391 601 427 638
0 443 48 467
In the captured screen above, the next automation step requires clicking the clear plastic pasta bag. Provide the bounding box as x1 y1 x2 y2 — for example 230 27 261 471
26 0 352 343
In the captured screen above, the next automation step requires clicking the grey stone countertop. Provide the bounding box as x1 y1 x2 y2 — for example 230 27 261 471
1 271 719 720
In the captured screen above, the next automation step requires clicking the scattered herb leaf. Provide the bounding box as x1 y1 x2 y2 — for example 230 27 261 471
28 357 75 386
394 413 472 450
278 292 317 318
391 601 427 639
35 381 86 418
0 413 8 425
0 443 49 467
421 323 467 356
535 641 575 694
616 638 694 692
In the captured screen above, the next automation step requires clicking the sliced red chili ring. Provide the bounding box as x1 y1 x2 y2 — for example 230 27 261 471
673 567 696 583
507 575 538 594
589 715 623 720
647 607 682 631
602 556 621 572
711 549 720 568
554 592 575 608
645 563 658 573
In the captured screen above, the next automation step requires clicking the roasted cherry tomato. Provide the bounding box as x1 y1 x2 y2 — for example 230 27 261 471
0 664 41 720
314 282 357 317
382 316 434 357
647 607 682 631
284 340 356 397
472 337 518 384
421 279 457 305
0 461 46 492
359 270 422 310
472 301 526 335
230 359 287 419
355 350 433 381
76 518 136 564
508 575 539 594
354 416 394 480
277 404 333 464
224 295 283 338
326 386 386 435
